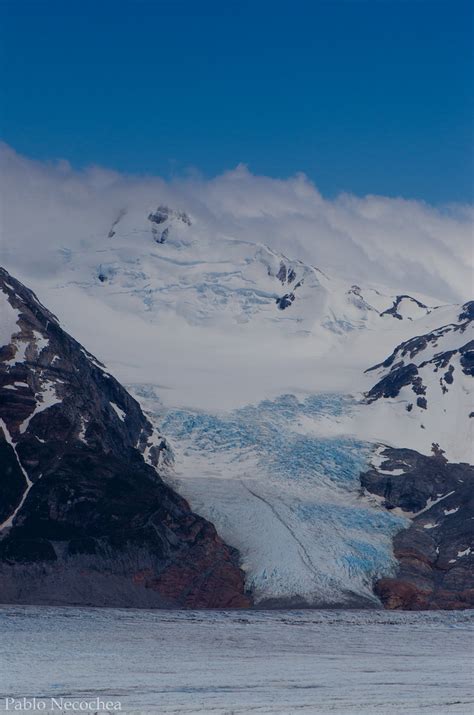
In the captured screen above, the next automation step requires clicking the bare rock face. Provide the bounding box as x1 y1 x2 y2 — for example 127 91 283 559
361 447 474 610
147 205 192 244
379 294 429 321
0 267 250 608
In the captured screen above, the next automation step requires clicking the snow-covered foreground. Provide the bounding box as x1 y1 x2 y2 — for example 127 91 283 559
0 606 472 715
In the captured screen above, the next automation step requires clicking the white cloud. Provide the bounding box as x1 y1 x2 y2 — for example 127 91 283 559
0 142 472 302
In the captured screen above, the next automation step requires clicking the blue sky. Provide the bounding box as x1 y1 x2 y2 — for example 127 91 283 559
0 0 472 203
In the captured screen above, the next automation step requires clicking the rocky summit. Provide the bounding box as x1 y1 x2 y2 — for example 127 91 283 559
0 267 250 608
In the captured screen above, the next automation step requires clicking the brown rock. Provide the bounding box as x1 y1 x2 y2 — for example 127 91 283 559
362 446 474 610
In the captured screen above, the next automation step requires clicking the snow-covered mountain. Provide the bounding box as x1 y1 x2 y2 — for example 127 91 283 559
25 202 471 456
55 201 436 335
360 301 474 463
1 201 472 609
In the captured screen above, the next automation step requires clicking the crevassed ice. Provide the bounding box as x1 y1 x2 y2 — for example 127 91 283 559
133 388 407 605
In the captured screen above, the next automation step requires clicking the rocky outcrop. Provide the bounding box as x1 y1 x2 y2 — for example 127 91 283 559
366 301 474 408
147 205 192 244
380 294 429 321
273 260 306 311
0 267 250 608
366 301 474 394
363 302 474 456
361 447 474 610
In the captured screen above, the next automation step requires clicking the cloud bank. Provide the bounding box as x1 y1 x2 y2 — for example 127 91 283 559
0 143 472 303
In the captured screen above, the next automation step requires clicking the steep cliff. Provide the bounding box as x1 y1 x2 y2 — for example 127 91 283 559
0 267 250 608
361 447 473 610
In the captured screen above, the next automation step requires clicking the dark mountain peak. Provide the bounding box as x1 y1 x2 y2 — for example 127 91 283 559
0 267 250 608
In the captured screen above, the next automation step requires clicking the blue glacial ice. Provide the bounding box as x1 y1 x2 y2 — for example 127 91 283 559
134 388 408 606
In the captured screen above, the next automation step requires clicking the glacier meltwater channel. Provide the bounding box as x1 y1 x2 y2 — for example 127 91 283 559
133 390 408 606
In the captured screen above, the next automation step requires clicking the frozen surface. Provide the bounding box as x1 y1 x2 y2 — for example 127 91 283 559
0 606 472 715
133 389 407 606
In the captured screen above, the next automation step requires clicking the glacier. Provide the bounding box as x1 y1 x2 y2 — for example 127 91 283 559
133 387 407 606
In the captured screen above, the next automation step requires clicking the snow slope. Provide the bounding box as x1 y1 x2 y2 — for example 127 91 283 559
22 202 447 408
61 202 437 334
357 302 474 463
22 202 470 456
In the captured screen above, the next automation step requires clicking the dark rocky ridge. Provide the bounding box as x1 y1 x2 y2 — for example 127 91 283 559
364 301 474 417
274 260 305 310
361 447 473 610
380 294 429 321
0 267 250 608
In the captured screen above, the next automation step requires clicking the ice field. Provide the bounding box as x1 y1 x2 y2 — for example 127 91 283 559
1 606 472 715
